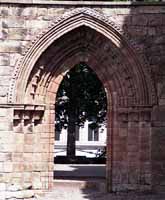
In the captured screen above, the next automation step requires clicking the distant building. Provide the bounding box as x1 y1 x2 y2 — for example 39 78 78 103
55 121 107 158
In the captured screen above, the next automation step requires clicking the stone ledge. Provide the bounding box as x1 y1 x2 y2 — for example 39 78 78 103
0 103 45 108
0 0 165 6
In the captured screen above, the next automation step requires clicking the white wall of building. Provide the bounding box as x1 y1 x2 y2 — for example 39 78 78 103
54 121 107 157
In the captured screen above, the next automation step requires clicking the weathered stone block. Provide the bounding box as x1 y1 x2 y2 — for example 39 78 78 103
1 6 11 17
0 191 5 200
24 134 35 145
152 106 165 122
152 127 165 161
0 108 11 117
32 174 42 189
23 172 32 183
0 183 6 191
14 144 24 153
0 66 12 76
129 26 147 37
33 162 47 172
26 20 49 29
0 143 14 152
24 144 33 153
33 153 42 162
10 53 20 66
24 163 33 172
0 162 3 172
22 7 38 17
0 153 12 162
132 15 148 26
8 28 28 40
23 153 33 162
37 7 48 18
148 27 157 36
148 15 163 26
40 153 49 162
47 7 65 18
13 163 24 172
13 133 24 144
0 41 21 53
12 153 23 162
4 162 13 173
0 133 14 144
0 54 10 66
7 183 23 191
0 122 13 131
2 18 25 28
0 76 10 87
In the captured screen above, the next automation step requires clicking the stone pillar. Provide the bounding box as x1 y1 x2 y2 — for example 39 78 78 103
127 111 140 190
3 105 46 199
0 107 13 200
112 110 129 191
106 104 113 192
43 105 55 190
139 110 152 191
111 107 152 192
151 105 165 192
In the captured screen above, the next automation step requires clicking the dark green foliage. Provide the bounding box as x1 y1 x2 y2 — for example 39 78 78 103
55 63 107 131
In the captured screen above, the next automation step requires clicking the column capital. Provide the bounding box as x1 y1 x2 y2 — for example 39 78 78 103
116 106 152 122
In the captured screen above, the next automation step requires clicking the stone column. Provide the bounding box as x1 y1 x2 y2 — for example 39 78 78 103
2 105 46 199
112 109 129 191
42 105 55 190
0 107 13 200
127 111 140 190
151 105 165 192
139 110 152 191
111 107 152 192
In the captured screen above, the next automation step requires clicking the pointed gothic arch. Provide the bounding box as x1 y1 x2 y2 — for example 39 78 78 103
10 8 156 193
9 8 156 106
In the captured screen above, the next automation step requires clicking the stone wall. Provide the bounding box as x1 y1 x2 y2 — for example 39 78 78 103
0 3 165 104
0 1 165 199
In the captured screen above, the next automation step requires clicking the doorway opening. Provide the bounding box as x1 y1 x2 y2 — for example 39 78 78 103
54 62 107 181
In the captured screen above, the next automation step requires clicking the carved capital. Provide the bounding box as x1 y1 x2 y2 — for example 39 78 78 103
13 104 45 133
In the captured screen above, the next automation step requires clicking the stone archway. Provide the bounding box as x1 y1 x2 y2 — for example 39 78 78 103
9 8 156 194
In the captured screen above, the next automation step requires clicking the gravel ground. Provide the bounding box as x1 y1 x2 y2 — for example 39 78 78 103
37 187 165 200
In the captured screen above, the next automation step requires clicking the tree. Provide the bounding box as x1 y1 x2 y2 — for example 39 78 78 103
55 63 107 157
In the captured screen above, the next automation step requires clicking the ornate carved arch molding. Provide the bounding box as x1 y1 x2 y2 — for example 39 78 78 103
24 27 143 107
8 8 156 106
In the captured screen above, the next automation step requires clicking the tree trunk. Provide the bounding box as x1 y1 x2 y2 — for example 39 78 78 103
67 107 76 158
66 78 77 158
